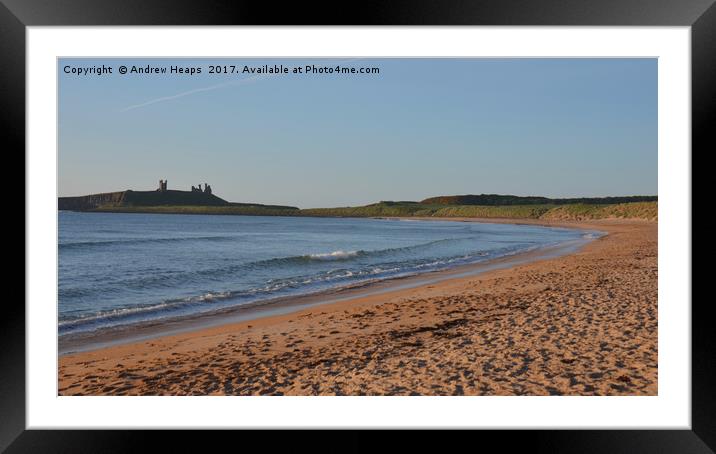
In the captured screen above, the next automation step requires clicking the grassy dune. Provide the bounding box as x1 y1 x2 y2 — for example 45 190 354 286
301 201 657 221
300 202 431 218
428 205 555 219
539 202 658 221
421 194 657 206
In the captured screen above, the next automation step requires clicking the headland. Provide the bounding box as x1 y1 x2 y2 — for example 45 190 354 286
59 180 656 221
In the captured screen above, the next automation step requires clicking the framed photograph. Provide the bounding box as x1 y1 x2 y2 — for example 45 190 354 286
8 0 711 451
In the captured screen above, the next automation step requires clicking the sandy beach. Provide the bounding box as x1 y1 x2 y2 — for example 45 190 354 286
58 218 657 396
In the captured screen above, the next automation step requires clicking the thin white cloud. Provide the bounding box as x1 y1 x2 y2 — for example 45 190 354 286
119 74 263 112
118 58 367 113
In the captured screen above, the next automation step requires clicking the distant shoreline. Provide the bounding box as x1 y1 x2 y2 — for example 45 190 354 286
59 199 658 222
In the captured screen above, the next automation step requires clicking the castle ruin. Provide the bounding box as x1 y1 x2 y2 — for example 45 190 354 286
191 183 212 194
158 179 214 195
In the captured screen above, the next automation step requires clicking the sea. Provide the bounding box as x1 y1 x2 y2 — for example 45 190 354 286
58 212 599 340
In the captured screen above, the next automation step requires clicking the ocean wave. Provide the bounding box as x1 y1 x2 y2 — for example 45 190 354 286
58 228 588 335
57 237 507 302
59 235 238 250
59 301 175 328
251 237 474 267
58 245 514 333
59 264 406 332
307 250 361 260
59 289 239 329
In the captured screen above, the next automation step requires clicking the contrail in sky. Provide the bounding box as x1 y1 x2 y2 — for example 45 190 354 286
119 58 366 113
119 75 263 112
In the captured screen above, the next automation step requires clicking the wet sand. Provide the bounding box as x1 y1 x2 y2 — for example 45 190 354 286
58 218 657 396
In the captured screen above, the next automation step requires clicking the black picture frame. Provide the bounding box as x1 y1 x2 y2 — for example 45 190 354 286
5 0 710 452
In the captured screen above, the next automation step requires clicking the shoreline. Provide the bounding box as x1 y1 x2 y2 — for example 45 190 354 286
59 227 598 355
58 216 602 355
59 217 657 396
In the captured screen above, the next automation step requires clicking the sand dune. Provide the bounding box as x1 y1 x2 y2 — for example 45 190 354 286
59 219 657 396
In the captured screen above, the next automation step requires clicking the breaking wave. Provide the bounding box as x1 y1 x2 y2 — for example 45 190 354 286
307 250 361 260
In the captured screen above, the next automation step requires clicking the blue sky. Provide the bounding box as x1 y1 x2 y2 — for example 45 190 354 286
58 58 657 208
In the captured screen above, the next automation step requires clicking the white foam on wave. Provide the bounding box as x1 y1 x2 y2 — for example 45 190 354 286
58 302 172 327
307 250 360 260
59 291 236 328
196 291 232 302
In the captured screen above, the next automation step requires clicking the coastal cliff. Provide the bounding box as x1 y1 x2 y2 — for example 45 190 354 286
59 190 229 211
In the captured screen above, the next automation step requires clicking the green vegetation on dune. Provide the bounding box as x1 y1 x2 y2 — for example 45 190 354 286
300 203 553 218
300 201 432 218
301 200 657 221
539 202 658 221
420 194 658 206
428 204 556 219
